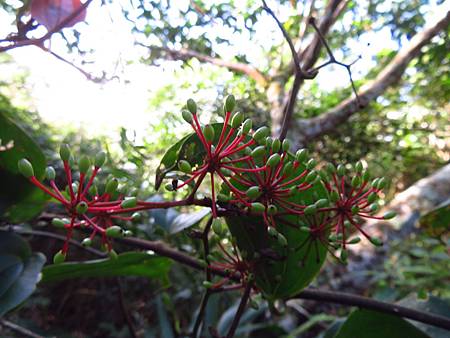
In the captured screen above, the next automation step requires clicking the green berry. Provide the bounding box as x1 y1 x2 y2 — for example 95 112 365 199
182 109 193 124
246 186 261 199
186 99 197 114
340 249 348 263
217 193 231 202
59 144 71 162
178 160 192 174
362 170 370 182
326 163 336 174
45 166 56 180
131 212 141 222
165 183 174 191
202 281 213 289
351 205 360 215
241 119 252 134
330 190 340 203
251 145 266 159
52 218 66 229
225 94 236 112
81 238 92 247
250 202 265 213
306 170 317 183
105 178 119 195
370 203 379 213
282 161 294 177
231 112 244 129
367 192 378 203
121 197 137 209
282 139 290 152
383 211 396 219
295 149 308 163
18 159 34 178
95 151 106 168
203 125 215 143
105 225 124 238
124 230 133 237
348 237 361 244
371 178 380 188
304 205 317 215
53 250 66 264
377 177 387 189
267 153 281 168
252 126 269 142
78 155 90 174
351 176 361 188
306 158 316 170
271 139 281 153
212 219 225 236
268 227 278 237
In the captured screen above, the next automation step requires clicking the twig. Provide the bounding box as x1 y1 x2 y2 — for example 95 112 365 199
226 279 254 338
116 278 138 338
191 217 214 337
294 289 450 331
0 319 48 338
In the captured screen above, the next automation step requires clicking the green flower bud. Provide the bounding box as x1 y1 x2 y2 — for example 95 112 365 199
329 234 338 242
212 219 225 236
268 226 278 237
377 177 387 189
81 238 92 247
178 160 192 174
251 145 266 159
282 161 294 177
267 153 281 168
59 144 71 162
355 161 363 173
131 212 141 222
220 168 233 176
76 201 88 214
306 158 317 170
369 237 383 247
225 94 236 112
53 250 66 264
265 136 273 149
277 233 288 247
45 166 56 180
165 183 174 191
315 199 329 208
231 111 244 129
267 204 278 215
367 192 378 203
362 170 370 182
295 149 308 163
371 178 380 188
186 98 197 114
217 193 231 202
249 299 259 310
351 176 361 188
304 205 317 215
348 237 361 244
106 225 124 238
383 211 396 220
250 202 265 213
241 119 252 134
246 186 261 199
18 159 34 178
369 203 379 213
121 197 137 209
252 126 269 142
105 178 119 195
95 151 106 168
78 155 90 174
351 205 360 215
182 109 193 124
109 249 118 260
271 139 281 153
306 170 317 183
319 170 330 182
202 281 213 289
337 164 346 176
330 191 340 203
282 139 290 152
203 124 215 143
52 218 66 229
326 163 336 174
340 249 348 263
299 226 311 233
124 230 133 237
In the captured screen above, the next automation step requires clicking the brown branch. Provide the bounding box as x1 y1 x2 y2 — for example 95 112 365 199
146 45 268 87
294 9 450 145
226 279 254 338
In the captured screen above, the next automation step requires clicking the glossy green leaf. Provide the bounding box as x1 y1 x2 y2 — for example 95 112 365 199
334 309 430 338
41 252 172 285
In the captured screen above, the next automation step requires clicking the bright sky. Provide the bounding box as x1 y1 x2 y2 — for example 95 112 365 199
0 0 447 139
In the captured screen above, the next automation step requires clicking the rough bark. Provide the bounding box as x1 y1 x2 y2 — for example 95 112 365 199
293 9 450 146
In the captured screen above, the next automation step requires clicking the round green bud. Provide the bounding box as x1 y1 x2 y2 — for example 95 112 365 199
242 119 252 134
178 160 192 174
299 226 311 233
330 190 340 203
351 205 360 215
105 225 124 238
182 109 193 124
306 158 317 170
369 237 383 247
186 98 197 114
340 249 348 263
246 186 261 199
18 159 34 178
252 126 269 142
76 201 88 214
315 199 329 208
265 136 273 148
277 233 288 247
329 234 338 242
337 164 346 176
81 238 92 247
121 197 137 209
78 155 91 174
225 94 236 112
53 250 66 264
282 161 294 177
52 218 66 229
362 170 370 182
371 178 380 188
319 170 330 182
250 202 265 213
377 177 387 189
383 211 396 220
59 144 71 162
251 145 266 159
282 139 290 152
212 219 225 236
231 111 244 129
203 125 215 143
45 166 56 180
131 212 141 222
306 170 317 183
268 226 278 237
267 153 281 168
271 139 281 153
95 151 106 168
267 204 278 215
124 230 133 237
355 161 363 173
351 176 361 188
217 193 231 203
105 178 119 195
202 281 213 289
304 205 317 215
348 237 361 244
295 149 308 163
109 249 118 260
367 192 378 204
369 203 379 213
165 183 174 191
326 163 336 174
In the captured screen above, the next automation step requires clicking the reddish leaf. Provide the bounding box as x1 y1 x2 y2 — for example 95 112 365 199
31 0 87 31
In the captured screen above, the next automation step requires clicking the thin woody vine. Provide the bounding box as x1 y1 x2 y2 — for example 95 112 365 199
17 94 396 337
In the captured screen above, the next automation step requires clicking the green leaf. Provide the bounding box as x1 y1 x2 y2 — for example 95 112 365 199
41 252 172 285
334 309 430 338
0 252 46 317
419 199 450 236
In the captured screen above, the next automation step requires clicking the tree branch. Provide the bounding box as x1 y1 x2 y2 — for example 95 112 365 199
294 8 450 145
145 45 268 87
0 319 48 338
